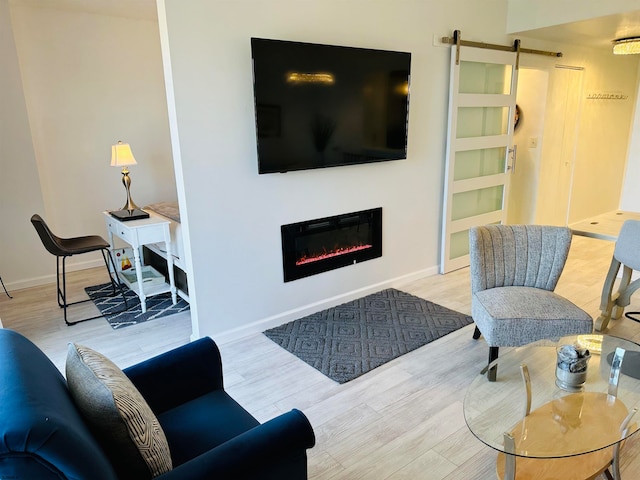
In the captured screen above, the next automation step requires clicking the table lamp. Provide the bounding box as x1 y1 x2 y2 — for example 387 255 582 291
111 140 139 211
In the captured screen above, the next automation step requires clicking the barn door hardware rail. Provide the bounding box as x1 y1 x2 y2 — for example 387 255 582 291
442 30 562 66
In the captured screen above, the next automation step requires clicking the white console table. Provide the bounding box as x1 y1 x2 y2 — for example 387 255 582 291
103 212 177 313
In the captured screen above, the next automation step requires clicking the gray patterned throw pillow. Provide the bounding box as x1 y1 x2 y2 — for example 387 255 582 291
66 343 172 479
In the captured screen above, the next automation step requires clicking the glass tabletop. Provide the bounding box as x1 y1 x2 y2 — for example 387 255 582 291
464 335 640 459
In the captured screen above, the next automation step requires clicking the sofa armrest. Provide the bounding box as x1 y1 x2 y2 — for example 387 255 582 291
0 329 117 480
157 409 316 480
124 337 224 414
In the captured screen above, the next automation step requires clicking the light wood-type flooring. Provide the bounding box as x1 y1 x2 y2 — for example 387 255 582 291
1 235 640 479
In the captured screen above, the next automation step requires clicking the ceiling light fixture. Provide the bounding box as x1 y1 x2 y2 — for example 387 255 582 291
613 37 640 55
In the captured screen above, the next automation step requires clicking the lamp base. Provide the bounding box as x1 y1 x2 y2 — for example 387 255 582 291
121 169 139 211
110 209 150 221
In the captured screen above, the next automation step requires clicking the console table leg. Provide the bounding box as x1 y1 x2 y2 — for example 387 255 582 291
132 246 147 313
162 230 177 305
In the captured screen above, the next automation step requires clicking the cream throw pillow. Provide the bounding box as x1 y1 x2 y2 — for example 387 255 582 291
66 343 172 479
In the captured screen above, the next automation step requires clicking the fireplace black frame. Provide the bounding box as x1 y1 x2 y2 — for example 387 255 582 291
281 207 382 282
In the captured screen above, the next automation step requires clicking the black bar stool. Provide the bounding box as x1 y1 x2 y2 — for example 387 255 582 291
30 214 128 325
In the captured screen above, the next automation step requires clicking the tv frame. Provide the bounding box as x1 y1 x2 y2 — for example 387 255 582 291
250 38 411 174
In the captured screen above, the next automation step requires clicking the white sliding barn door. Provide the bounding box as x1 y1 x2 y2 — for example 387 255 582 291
440 46 519 273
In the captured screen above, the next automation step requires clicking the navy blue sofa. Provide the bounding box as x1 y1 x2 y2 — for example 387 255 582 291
0 329 315 479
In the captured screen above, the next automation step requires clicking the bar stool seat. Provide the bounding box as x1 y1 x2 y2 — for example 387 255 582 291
30 214 128 325
56 235 111 254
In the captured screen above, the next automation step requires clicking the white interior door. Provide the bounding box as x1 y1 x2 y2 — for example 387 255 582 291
534 66 584 226
440 45 519 273
506 68 550 225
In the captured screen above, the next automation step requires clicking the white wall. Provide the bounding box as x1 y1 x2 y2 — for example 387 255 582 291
0 0 49 286
507 0 640 217
159 0 640 341
507 0 640 220
159 0 518 340
512 38 639 223
568 51 639 221
621 63 640 211
2 3 177 289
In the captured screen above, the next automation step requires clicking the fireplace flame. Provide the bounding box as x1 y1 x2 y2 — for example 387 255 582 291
296 244 373 266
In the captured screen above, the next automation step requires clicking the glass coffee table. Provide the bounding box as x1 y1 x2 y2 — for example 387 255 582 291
464 335 640 480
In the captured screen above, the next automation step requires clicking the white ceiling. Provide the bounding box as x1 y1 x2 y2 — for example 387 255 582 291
8 1 640 52
512 10 640 52
8 0 157 21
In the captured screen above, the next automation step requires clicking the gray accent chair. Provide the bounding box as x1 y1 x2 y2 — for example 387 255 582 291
595 219 640 331
469 225 593 381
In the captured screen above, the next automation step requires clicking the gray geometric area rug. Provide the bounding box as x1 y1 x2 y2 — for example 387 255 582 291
263 288 473 384
85 282 190 330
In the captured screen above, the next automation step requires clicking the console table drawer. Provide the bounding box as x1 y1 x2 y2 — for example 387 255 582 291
106 219 134 244
134 227 166 246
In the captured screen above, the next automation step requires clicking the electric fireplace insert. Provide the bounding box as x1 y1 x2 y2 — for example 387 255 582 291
281 207 382 282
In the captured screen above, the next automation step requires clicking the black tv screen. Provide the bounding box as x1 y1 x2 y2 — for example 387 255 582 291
251 38 411 174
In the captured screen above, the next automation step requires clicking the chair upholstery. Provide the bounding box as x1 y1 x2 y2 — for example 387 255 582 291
0 328 315 479
0 329 117 479
595 219 640 331
30 214 127 325
469 225 593 380
31 214 111 257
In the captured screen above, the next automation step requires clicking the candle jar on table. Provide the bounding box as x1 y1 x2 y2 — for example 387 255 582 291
555 342 591 391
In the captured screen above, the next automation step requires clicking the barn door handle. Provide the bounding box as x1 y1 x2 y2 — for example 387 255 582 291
507 145 517 173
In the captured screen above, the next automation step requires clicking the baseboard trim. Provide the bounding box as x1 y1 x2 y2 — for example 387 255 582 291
214 266 437 345
3 259 105 292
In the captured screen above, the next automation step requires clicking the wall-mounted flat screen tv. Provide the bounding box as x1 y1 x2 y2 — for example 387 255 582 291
251 38 411 174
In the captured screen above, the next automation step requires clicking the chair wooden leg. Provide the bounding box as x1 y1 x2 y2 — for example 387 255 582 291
488 346 499 382
596 258 621 331
472 325 481 339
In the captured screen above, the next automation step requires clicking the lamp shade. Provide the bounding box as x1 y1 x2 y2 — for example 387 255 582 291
110 141 137 167
613 37 640 55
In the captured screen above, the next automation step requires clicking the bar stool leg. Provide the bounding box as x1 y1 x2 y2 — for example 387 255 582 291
56 253 129 326
0 276 12 299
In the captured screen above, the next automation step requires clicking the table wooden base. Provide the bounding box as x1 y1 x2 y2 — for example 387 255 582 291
496 448 612 480
495 392 629 480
